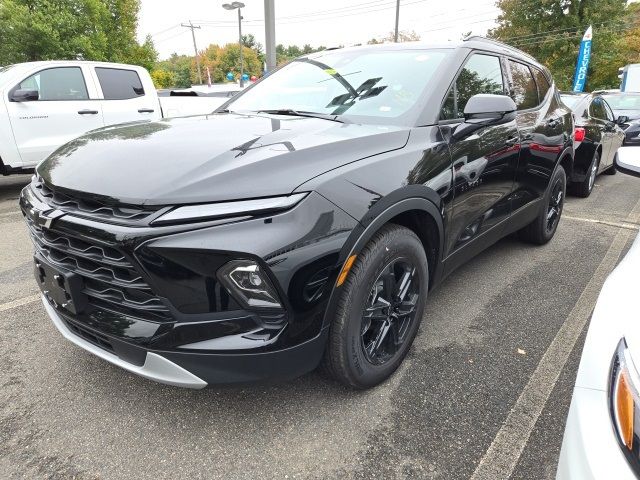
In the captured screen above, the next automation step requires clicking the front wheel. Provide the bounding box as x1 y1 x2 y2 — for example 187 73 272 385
604 152 618 175
519 164 566 245
322 224 428 389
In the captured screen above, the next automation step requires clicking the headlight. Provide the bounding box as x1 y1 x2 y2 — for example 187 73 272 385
217 260 283 310
609 338 640 471
151 193 308 226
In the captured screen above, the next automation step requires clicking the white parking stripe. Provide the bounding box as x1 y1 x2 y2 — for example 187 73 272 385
0 294 40 313
563 214 640 231
470 198 640 480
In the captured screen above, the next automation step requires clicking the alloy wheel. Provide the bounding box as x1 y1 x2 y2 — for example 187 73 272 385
546 177 564 234
360 258 420 366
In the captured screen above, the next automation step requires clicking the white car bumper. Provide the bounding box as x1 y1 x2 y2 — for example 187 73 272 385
557 386 636 479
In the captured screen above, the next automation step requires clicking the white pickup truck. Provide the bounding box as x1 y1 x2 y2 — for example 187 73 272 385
0 61 239 175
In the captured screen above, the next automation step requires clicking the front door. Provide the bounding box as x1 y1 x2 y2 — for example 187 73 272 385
439 52 520 257
5 66 104 167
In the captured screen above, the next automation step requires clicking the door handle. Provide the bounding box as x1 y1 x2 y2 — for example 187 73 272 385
505 136 519 146
78 109 98 115
138 108 155 113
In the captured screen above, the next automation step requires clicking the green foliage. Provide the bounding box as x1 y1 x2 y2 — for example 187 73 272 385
367 30 421 45
490 0 637 91
150 69 175 89
155 53 192 88
275 43 326 65
0 0 157 71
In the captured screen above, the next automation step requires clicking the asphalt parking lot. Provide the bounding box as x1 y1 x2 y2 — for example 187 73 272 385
1 159 640 480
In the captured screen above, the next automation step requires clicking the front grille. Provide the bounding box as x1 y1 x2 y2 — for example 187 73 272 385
26 214 172 323
33 179 158 225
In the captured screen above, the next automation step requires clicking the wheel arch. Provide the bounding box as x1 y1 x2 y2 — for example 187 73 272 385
321 186 445 330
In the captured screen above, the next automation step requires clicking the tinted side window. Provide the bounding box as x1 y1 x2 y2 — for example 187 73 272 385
532 68 550 102
440 54 504 120
590 97 608 119
18 67 88 101
509 60 538 110
96 68 145 100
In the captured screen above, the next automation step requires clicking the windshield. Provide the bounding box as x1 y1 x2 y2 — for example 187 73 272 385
559 94 585 110
227 49 450 123
602 93 640 111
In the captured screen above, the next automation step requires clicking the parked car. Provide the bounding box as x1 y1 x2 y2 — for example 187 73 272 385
0 61 230 175
600 92 640 146
556 150 640 479
559 92 625 197
20 37 574 389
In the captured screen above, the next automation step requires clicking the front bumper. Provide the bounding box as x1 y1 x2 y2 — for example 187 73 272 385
557 386 636 479
22 182 357 386
44 294 329 386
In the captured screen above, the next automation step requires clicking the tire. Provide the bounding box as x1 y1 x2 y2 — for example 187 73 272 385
604 153 617 175
322 224 429 389
519 164 566 245
573 150 599 198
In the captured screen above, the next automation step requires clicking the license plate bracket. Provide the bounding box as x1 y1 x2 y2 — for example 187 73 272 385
34 255 88 314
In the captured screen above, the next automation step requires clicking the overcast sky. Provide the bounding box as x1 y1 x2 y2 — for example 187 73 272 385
139 0 502 59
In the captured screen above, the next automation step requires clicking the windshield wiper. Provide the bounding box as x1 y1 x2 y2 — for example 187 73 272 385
256 109 349 123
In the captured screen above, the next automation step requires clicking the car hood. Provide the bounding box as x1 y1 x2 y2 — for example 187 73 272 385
37 113 410 205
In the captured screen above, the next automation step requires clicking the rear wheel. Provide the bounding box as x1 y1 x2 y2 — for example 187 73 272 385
573 150 599 198
519 165 566 245
322 224 428 389
604 153 617 175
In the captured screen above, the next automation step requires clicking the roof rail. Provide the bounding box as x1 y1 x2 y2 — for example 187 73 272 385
463 35 539 63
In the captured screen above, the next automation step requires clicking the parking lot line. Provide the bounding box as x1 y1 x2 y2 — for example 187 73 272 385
0 294 40 313
470 199 640 480
563 214 640 231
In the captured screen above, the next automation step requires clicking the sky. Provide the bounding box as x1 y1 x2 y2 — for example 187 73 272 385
139 0 502 60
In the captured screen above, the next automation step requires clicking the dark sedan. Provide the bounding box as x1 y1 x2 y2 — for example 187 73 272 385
560 92 626 197
601 92 640 146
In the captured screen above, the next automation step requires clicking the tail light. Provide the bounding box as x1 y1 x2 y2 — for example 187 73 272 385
574 127 586 142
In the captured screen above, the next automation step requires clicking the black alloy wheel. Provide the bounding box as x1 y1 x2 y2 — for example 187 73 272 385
546 176 564 235
360 258 420 366
519 165 566 245
322 224 428 389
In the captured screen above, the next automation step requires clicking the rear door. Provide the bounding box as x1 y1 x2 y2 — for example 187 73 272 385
602 99 624 167
508 60 566 211
439 52 520 257
589 97 613 168
5 65 104 167
91 66 160 125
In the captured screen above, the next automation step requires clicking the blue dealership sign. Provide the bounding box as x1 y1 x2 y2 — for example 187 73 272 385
572 26 593 92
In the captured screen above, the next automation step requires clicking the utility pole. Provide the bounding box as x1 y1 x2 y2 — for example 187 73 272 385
394 0 400 42
181 21 203 85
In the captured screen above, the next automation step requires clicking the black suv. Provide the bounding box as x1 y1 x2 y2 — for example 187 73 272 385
21 37 573 389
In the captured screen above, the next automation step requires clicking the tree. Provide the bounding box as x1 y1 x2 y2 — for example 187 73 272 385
490 0 635 90
155 53 192 88
0 0 158 71
367 30 421 44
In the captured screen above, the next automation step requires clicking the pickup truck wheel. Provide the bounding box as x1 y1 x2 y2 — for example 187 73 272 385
519 165 566 245
322 224 428 389
573 151 599 198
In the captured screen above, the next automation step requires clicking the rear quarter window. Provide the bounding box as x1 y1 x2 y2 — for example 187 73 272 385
96 67 145 100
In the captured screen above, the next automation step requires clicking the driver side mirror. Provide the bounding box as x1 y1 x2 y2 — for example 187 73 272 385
616 115 630 125
10 89 39 102
615 149 640 177
464 94 517 123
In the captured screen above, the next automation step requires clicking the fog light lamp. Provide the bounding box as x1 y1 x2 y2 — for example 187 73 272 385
218 260 282 309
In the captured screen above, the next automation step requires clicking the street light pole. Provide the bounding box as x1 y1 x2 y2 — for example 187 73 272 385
223 2 246 87
238 7 244 87
394 0 400 42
